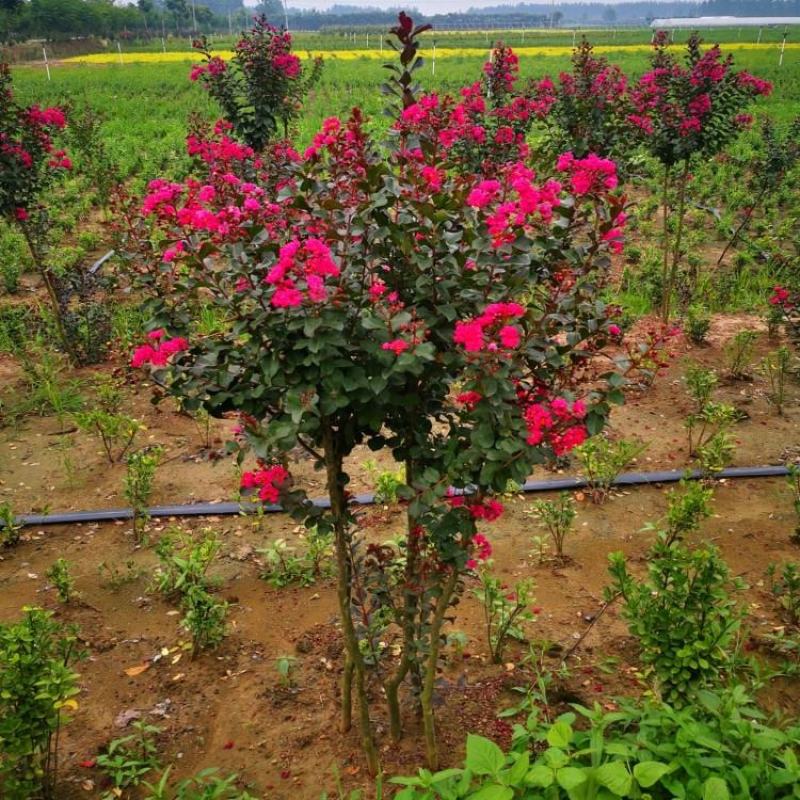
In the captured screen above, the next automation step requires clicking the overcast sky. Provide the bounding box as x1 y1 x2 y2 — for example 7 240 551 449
281 1 620 12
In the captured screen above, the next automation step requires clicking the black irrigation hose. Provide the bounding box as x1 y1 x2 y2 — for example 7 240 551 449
8 464 790 529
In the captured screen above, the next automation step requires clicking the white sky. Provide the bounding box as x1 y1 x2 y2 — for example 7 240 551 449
279 1 644 12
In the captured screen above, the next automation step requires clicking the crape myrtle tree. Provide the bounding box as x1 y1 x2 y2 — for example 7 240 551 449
626 32 772 321
0 62 73 357
528 38 633 167
126 12 631 774
191 15 322 150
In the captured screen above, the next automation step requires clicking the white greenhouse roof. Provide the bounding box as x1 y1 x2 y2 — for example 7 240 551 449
650 16 800 28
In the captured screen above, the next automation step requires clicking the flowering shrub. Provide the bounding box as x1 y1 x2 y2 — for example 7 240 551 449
0 62 78 356
769 285 800 340
530 39 633 164
191 16 322 150
627 33 772 319
126 15 632 774
393 40 554 177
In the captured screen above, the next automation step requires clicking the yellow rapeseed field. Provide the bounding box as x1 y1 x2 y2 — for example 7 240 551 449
63 41 799 65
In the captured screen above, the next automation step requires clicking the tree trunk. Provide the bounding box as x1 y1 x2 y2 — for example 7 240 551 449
322 424 380 776
421 568 458 770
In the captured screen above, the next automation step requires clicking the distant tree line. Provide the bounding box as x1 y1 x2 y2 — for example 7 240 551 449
1 0 798 45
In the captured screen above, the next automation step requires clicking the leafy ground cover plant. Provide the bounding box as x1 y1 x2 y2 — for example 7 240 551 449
391 686 800 800
574 437 647 504
258 531 334 588
96 721 162 799
531 493 576 563
143 766 256 800
473 569 536 664
125 13 636 771
608 539 743 706
153 528 220 598
0 607 83 799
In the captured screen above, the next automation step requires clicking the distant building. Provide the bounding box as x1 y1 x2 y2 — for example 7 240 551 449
650 16 800 28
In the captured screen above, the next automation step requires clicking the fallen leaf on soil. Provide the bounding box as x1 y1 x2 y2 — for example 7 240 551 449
114 709 142 727
124 663 150 677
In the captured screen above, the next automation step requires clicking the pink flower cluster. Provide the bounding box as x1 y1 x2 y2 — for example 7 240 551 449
453 302 526 352
240 464 290 504
769 285 796 312
467 533 492 570
189 56 227 83
272 53 301 79
483 44 519 94
448 494 504 522
522 397 588 456
265 237 340 308
131 329 189 368
556 152 618 195
26 106 66 129
467 163 563 247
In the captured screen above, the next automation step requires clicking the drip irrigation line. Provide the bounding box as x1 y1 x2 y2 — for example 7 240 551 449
7 464 790 529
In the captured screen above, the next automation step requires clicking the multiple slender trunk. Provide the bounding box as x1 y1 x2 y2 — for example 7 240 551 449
323 430 459 770
660 160 690 322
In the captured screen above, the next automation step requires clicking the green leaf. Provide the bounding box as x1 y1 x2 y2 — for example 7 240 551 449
556 767 587 791
546 720 573 749
468 785 514 800
596 762 633 796
525 765 554 788
752 730 786 750
703 777 730 800
633 761 671 788
465 734 506 777
502 752 529 786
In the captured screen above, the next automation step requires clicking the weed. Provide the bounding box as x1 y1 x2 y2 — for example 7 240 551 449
724 329 759 379
473 569 535 664
761 346 792 415
181 584 228 658
767 562 800 627
124 447 163 543
74 410 142 464
275 655 297 687
684 361 718 412
0 501 22 547
258 531 334 588
531 493 576 562
96 721 161 799
46 559 77 603
574 437 647 504
153 529 220 598
98 559 144 590
143 766 256 800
